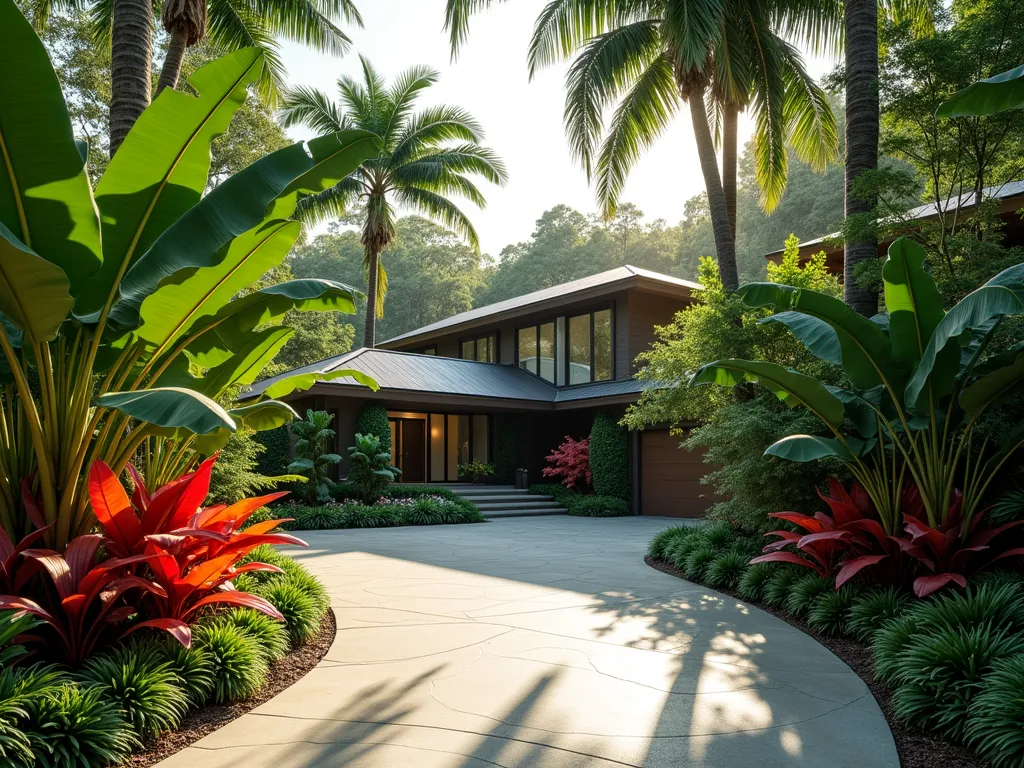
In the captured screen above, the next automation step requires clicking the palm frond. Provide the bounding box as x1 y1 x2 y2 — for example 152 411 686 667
280 85 349 132
662 0 724 73
742 14 788 213
780 41 838 173
26 0 86 30
528 0 655 75
594 51 678 218
395 186 481 251
563 19 663 176
771 0 844 57
399 169 488 207
88 0 112 41
392 145 508 187
390 105 485 166
361 256 389 317
246 0 353 56
294 175 364 226
444 0 507 58
209 0 288 103
381 66 441 148
882 0 934 36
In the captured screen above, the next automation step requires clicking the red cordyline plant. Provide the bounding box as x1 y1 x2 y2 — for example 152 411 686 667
752 480 1024 598
542 436 591 490
87 456 302 643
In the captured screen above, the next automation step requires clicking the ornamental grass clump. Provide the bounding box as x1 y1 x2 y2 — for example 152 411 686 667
219 609 291 663
158 637 215 708
704 551 749 590
763 568 801 608
648 527 693 560
684 544 718 581
193 623 268 704
701 520 736 550
873 614 921 685
807 589 857 636
258 581 321 645
0 663 63 767
29 684 140 766
966 653 1024 767
785 574 833 617
847 588 911 642
738 563 777 602
75 641 189 740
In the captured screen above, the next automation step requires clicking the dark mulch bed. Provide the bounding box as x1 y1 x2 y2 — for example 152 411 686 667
127 608 336 767
646 556 985 768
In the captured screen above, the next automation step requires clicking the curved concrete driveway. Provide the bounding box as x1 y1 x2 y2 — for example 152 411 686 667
158 517 898 767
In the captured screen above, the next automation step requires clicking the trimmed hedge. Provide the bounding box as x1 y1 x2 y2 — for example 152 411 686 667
355 404 391 454
590 412 629 501
254 425 291 476
280 495 485 530
528 483 629 517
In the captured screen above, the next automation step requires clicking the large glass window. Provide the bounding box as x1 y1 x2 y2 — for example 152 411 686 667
517 327 538 375
568 313 591 384
460 335 495 363
539 322 555 382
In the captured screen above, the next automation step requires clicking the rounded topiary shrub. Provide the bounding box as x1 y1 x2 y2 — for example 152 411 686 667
193 622 268 704
589 413 629 501
355 403 391 454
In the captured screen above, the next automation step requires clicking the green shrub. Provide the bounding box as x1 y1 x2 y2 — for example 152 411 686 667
29 684 140 766
158 637 215 708
566 494 629 517
987 488 1024 527
648 527 694 560
807 589 857 636
288 410 342 504
785 574 833 618
701 520 737 550
665 533 705 569
973 569 1024 592
911 581 1024 634
703 550 748 590
493 417 520 484
193 623 268 704
891 624 1024 742
255 425 291 477
355 403 391 454
684 544 718 581
280 568 330 616
0 664 63 767
966 653 1024 767
763 568 801 608
219 609 291 663
349 505 406 528
348 433 401 504
589 413 629 501
729 536 764 559
75 641 189 740
848 588 911 642
528 483 571 501
737 563 776 602
873 614 921 684
290 506 344 530
258 581 321 645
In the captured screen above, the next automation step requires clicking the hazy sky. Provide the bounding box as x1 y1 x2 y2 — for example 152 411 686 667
279 0 836 258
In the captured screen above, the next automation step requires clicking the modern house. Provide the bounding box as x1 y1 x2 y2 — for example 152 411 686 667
249 265 717 518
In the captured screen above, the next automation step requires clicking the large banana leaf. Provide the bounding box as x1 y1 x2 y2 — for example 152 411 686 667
906 263 1024 412
0 1 101 298
80 49 264 317
96 388 235 435
181 278 361 363
936 63 1024 118
229 400 299 431
759 312 842 365
738 283 903 391
959 349 1024 417
883 238 949 368
108 130 381 331
136 220 301 349
261 368 380 400
766 434 856 462
690 358 846 428
198 327 293 399
0 222 73 343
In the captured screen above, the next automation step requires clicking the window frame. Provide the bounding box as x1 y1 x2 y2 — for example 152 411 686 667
413 345 438 356
515 301 615 386
458 332 498 364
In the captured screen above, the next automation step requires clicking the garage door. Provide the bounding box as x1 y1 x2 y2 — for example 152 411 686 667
640 429 718 517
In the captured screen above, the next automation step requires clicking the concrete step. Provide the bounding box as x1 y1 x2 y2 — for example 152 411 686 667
475 498 563 509
483 508 567 519
458 493 541 504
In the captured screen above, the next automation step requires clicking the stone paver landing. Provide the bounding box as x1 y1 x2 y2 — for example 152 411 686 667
156 517 898 767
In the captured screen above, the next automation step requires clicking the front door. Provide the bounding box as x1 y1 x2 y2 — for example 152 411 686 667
392 418 426 482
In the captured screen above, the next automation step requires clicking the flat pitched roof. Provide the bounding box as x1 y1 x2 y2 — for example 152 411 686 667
379 265 700 348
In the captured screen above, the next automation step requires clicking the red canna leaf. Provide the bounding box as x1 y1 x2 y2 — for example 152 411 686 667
768 512 830 533
230 562 285 575
21 549 74 600
750 551 825 575
64 535 102 587
126 464 151 513
141 472 195 535
166 456 218 532
122 619 191 648
913 572 967 598
88 462 142 551
197 492 289 529
19 478 46 531
836 555 888 588
183 591 284 621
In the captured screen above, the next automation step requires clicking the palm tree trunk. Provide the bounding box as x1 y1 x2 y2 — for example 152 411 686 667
109 0 154 156
363 246 380 349
156 29 188 95
688 88 740 291
722 102 739 241
843 0 880 315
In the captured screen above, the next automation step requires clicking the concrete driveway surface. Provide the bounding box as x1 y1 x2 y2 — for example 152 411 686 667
156 516 898 767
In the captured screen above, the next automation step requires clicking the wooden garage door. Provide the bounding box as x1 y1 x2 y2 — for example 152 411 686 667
640 429 717 517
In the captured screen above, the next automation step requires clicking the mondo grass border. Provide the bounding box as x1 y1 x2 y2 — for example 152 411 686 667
125 608 337 767
644 555 984 768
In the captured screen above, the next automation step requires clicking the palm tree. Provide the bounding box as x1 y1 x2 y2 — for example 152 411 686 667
281 58 509 348
445 0 839 291
29 0 363 154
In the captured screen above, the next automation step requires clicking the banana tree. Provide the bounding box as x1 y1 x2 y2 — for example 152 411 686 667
691 236 1024 535
0 2 382 548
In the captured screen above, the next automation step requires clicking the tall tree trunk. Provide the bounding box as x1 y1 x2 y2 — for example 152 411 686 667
843 0 880 315
156 29 188 95
363 247 379 349
687 88 740 291
722 102 739 241
109 0 153 156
